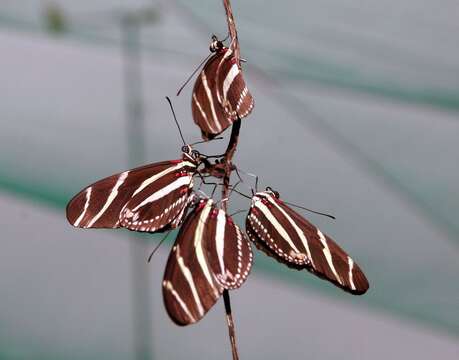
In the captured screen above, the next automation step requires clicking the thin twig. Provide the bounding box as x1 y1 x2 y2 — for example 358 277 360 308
221 1 242 358
220 118 242 360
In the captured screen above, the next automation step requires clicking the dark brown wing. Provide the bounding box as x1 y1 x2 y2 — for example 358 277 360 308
215 49 254 121
162 199 253 325
162 200 223 326
203 206 253 290
66 159 196 232
191 49 253 140
246 192 369 295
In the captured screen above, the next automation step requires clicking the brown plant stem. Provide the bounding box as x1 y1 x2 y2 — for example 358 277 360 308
220 118 242 360
222 2 242 359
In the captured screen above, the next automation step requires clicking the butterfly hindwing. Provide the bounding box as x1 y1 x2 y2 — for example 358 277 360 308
203 206 253 290
163 200 223 326
215 50 254 120
163 199 253 326
66 158 196 232
119 167 195 233
246 191 369 295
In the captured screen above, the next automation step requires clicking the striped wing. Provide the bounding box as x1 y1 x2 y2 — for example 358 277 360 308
191 48 253 140
246 192 369 295
66 159 196 232
204 205 253 290
162 199 252 326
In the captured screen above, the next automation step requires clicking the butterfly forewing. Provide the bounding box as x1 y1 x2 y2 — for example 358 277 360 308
66 158 196 232
246 192 369 295
119 167 195 232
192 48 253 140
163 199 253 326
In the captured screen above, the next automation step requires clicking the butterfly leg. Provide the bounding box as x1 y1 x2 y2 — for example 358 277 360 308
147 231 172 263
234 166 258 195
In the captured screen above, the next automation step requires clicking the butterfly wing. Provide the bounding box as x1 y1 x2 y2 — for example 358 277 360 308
162 199 253 325
162 200 223 326
192 49 253 140
66 159 196 232
215 49 254 121
246 192 369 295
203 206 253 290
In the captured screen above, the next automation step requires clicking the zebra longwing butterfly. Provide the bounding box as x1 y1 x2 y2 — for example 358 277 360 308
246 189 369 295
66 146 200 233
163 198 253 326
190 2 254 140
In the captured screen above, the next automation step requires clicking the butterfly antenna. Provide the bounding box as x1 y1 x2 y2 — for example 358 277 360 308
234 166 258 194
230 209 248 217
190 136 224 147
165 96 186 146
211 183 218 198
283 201 336 220
176 53 212 96
147 231 172 263
228 180 241 198
230 187 252 200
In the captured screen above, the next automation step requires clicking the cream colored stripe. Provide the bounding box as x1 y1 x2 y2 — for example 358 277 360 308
176 245 204 316
265 194 314 267
254 200 301 254
217 49 233 103
163 280 196 323
87 171 129 227
223 64 240 101
133 161 194 197
215 210 226 274
193 93 216 134
74 187 92 227
348 257 356 290
194 201 220 298
317 229 343 285
132 175 192 212
201 71 222 133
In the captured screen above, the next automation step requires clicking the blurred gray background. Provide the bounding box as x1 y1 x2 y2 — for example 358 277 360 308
0 0 458 359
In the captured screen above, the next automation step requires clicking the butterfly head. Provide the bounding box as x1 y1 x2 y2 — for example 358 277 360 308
181 144 203 165
251 187 281 208
264 186 280 199
209 34 225 53
191 192 214 209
